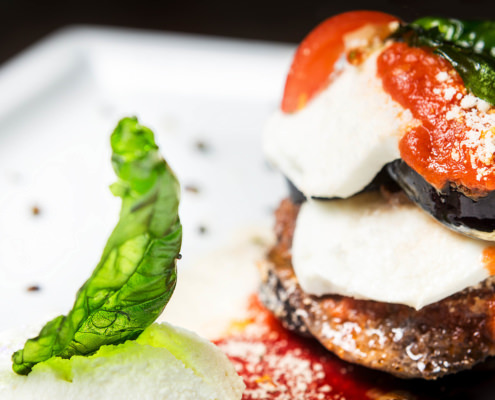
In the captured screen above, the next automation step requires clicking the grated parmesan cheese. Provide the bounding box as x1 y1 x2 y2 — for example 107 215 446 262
461 94 478 109
435 71 450 82
443 87 457 101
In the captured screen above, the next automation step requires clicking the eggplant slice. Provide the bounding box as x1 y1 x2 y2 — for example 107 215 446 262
289 159 495 241
288 163 402 204
387 160 495 241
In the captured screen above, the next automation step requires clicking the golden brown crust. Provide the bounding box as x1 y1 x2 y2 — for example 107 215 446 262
259 198 495 379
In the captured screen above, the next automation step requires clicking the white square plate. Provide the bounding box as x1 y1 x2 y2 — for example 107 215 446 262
0 27 294 332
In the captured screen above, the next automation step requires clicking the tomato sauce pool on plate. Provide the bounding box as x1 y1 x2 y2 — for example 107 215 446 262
216 295 495 400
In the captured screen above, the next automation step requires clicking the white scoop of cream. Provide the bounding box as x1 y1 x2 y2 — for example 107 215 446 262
0 323 244 400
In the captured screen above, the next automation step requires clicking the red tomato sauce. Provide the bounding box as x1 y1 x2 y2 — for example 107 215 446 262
377 42 495 194
215 295 406 400
483 246 495 276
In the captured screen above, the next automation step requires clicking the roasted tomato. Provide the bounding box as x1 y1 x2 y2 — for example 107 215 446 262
281 10 399 113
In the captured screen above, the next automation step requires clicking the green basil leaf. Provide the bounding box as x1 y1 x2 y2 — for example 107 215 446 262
12 117 182 375
412 17 495 56
393 17 495 105
435 45 495 105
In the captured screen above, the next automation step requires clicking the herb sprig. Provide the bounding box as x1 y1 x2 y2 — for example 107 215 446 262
12 117 182 375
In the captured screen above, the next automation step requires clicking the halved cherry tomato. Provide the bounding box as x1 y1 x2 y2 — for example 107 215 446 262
281 11 399 113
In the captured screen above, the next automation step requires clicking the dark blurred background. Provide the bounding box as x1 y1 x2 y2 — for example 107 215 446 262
1 0 494 65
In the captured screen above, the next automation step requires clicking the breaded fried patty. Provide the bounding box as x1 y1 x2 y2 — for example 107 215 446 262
259 199 495 379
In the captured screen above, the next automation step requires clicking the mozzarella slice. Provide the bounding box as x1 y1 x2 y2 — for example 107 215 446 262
263 49 415 199
292 193 491 310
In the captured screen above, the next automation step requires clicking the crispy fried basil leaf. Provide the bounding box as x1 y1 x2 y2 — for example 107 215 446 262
12 117 182 375
393 17 495 105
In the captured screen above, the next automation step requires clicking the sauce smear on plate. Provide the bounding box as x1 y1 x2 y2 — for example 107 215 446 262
215 295 406 400
216 295 495 399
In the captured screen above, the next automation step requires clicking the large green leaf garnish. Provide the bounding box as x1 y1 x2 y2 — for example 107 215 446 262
12 117 182 375
393 17 495 105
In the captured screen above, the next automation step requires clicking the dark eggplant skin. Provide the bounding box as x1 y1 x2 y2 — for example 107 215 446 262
286 179 306 204
387 160 495 241
287 164 401 204
288 160 495 241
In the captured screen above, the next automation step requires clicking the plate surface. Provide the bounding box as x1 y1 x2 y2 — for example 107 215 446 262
0 26 292 331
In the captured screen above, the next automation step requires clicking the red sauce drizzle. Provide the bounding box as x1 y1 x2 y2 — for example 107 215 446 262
377 42 495 193
215 295 406 400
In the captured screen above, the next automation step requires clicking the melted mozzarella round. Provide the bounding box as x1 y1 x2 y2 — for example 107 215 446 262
292 193 490 310
263 49 415 199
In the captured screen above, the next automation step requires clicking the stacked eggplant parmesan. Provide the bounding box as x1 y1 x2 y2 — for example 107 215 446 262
261 11 495 379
